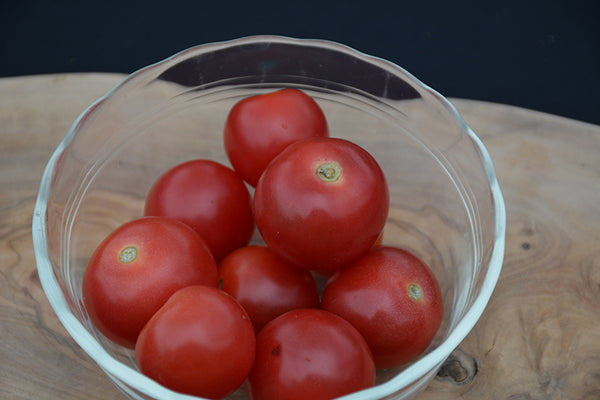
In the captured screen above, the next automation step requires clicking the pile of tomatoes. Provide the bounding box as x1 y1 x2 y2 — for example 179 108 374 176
82 88 444 400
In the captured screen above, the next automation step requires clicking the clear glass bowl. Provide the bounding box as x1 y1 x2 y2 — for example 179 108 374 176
32 35 506 400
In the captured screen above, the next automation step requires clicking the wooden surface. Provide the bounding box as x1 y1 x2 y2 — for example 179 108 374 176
1 73 599 400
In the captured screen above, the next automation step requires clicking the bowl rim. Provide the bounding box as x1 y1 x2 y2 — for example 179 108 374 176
32 34 506 400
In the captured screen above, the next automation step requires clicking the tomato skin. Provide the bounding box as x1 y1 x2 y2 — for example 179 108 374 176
224 88 329 187
82 217 218 349
314 230 384 278
321 246 444 369
135 285 256 399
253 137 389 272
218 245 320 332
247 308 375 400
144 159 254 262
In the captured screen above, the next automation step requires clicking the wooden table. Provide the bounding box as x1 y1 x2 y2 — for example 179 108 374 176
1 74 599 399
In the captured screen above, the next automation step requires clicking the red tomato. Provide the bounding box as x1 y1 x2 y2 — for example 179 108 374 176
144 159 254 262
218 245 320 332
314 230 384 278
247 308 375 400
224 88 329 187
321 246 444 369
253 137 389 272
136 285 256 399
82 217 218 349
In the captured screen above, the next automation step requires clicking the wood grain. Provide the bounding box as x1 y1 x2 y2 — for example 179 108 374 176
1 73 599 400
422 99 600 400
0 74 127 400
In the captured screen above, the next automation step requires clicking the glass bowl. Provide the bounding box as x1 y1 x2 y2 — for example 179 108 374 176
32 35 506 400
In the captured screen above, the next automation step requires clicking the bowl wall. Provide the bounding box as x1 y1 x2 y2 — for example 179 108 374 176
33 36 505 400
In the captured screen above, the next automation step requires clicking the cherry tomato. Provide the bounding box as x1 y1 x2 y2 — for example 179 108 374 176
135 285 256 399
253 137 389 272
144 159 254 262
247 308 375 400
224 88 329 187
321 246 444 369
218 245 320 332
82 217 218 349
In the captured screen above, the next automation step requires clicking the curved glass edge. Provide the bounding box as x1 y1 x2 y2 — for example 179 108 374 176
31 34 507 400
31 113 205 400
351 96 507 397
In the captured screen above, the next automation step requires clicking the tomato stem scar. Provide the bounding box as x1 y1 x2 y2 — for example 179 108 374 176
316 162 342 182
408 283 422 301
119 246 138 263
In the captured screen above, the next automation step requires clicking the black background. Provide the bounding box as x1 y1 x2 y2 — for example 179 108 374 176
2 0 599 125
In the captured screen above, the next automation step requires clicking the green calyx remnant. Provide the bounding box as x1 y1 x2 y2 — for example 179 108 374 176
408 283 422 301
316 162 342 182
119 246 138 264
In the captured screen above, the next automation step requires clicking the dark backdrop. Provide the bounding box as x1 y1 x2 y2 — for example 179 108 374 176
2 0 599 124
